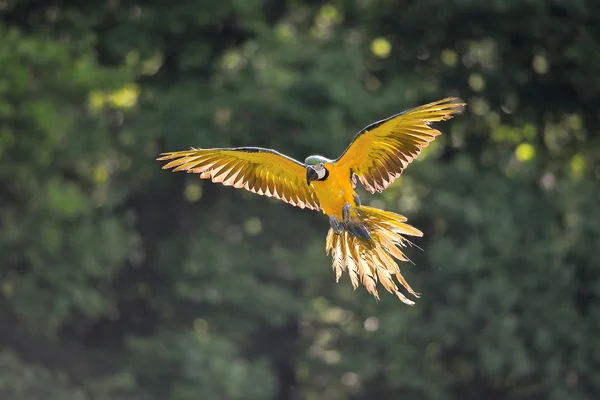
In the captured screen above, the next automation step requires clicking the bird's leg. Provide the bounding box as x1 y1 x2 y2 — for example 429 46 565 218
354 193 361 206
329 215 344 235
341 201 371 240
342 202 352 226
331 202 356 234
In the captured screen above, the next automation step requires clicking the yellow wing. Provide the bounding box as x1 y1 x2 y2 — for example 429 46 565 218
157 147 321 210
335 97 465 193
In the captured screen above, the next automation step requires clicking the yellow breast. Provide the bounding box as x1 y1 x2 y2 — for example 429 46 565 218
310 163 356 219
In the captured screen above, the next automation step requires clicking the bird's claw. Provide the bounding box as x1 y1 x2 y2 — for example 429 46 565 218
329 215 344 235
342 202 352 225
330 203 355 235
354 193 361 206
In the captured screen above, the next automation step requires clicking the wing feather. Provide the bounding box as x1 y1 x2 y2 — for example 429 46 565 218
335 97 465 193
158 147 321 211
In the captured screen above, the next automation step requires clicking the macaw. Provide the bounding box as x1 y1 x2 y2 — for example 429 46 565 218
158 98 464 304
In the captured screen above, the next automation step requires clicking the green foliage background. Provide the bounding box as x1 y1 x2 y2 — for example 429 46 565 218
1 1 599 399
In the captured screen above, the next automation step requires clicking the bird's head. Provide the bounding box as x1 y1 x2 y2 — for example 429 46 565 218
305 155 330 185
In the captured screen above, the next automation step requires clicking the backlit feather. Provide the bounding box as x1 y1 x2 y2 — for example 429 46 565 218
335 97 465 193
158 147 321 211
325 205 423 304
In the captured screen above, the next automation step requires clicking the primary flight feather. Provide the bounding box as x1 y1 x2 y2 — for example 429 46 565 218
158 97 465 303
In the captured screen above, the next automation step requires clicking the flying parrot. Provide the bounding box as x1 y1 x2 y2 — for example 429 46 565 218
157 97 464 304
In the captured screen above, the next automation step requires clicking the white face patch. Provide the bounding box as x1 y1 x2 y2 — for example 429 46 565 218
315 168 327 179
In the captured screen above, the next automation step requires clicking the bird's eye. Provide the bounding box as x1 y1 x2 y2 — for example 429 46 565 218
319 162 324 168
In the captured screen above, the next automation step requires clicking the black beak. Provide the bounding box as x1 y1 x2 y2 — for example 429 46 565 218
306 166 318 185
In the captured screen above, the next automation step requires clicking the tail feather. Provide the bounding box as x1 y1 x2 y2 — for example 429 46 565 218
325 205 423 304
344 234 360 289
326 230 345 282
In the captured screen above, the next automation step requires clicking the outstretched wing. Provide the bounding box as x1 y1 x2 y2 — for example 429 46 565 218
335 97 465 193
158 147 321 210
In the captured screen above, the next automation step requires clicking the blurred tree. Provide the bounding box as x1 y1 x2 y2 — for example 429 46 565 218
1 0 599 399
